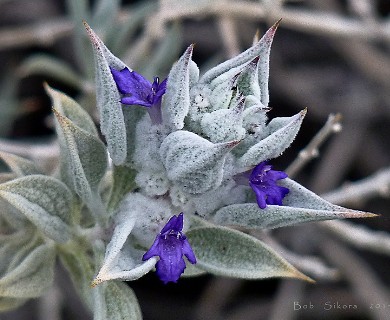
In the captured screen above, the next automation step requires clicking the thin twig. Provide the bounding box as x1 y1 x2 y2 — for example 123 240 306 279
285 113 342 178
321 167 390 205
320 220 390 256
150 1 390 41
257 231 339 280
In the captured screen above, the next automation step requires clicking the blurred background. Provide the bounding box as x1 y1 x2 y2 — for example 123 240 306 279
0 0 389 319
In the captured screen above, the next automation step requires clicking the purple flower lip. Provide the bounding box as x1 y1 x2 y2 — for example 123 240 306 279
110 67 167 124
142 213 196 284
235 161 289 209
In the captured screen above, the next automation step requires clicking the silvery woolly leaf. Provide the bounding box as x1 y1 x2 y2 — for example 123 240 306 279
0 198 30 230
0 228 35 277
0 296 28 312
236 109 306 171
214 178 376 229
0 175 72 242
162 44 194 130
84 21 127 165
187 226 311 281
208 72 238 111
160 130 239 194
0 151 41 177
59 245 95 309
201 96 246 143
45 84 98 136
0 243 56 298
236 57 261 99
213 202 375 230
94 281 142 320
200 20 280 85
53 109 107 219
92 209 137 286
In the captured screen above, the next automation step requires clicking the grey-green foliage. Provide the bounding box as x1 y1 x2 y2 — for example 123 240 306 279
94 282 142 320
187 226 311 281
0 14 379 320
47 85 108 220
0 175 73 243
89 19 374 292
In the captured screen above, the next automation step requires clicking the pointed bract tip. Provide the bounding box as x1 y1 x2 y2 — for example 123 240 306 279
272 18 283 30
186 44 195 55
82 20 90 30
339 211 379 219
300 107 308 116
363 212 380 218
289 268 315 283
90 277 103 288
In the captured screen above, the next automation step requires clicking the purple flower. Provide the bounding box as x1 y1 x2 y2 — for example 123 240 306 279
110 67 167 124
142 213 196 284
249 161 289 209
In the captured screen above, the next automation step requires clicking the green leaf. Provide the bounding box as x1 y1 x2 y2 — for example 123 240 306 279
187 226 311 281
0 151 41 177
107 165 137 213
46 84 98 136
0 297 27 312
53 108 108 220
0 243 56 298
19 55 84 90
0 175 73 242
94 281 142 320
84 21 127 165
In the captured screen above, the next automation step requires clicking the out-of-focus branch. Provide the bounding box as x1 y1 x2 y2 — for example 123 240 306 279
321 167 390 205
286 113 342 178
319 168 390 256
217 15 240 58
150 1 390 41
257 231 339 280
321 220 390 256
0 138 59 172
0 19 73 51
